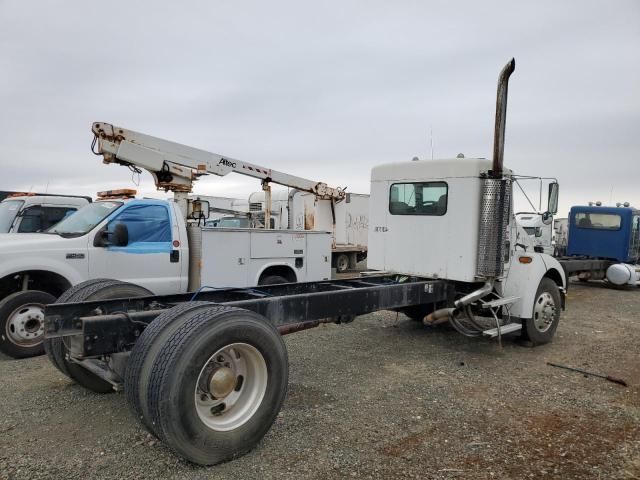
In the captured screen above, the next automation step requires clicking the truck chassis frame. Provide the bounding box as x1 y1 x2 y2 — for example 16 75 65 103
46 274 456 368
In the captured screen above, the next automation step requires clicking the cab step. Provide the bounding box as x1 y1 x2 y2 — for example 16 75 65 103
482 323 522 337
480 296 520 309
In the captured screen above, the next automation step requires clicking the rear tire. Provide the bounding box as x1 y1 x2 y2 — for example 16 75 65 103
124 301 217 437
145 306 288 465
45 279 120 375
0 290 56 359
521 278 561 345
44 279 152 393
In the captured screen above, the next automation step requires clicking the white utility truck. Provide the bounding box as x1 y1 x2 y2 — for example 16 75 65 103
44 58 566 466
0 142 342 358
245 189 369 271
0 194 90 234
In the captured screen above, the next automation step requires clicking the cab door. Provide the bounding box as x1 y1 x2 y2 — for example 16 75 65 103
88 202 181 294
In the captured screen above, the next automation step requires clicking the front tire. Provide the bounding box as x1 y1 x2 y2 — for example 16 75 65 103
144 306 288 465
522 278 561 345
0 290 56 359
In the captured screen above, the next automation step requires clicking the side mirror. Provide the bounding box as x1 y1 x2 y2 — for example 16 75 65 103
188 199 210 220
541 212 553 226
111 223 129 247
548 182 559 215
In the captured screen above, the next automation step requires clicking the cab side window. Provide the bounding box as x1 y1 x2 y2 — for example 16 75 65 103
108 204 171 246
389 182 448 216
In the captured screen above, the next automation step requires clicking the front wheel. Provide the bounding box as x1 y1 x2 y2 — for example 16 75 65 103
143 306 288 465
522 278 561 345
0 290 56 359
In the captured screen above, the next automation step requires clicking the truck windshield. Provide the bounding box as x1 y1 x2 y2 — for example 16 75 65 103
48 201 122 237
0 200 24 233
523 227 542 237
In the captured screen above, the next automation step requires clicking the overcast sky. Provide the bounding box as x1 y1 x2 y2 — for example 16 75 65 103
1 0 638 217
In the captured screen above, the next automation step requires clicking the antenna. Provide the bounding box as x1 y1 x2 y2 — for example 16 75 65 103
430 127 434 161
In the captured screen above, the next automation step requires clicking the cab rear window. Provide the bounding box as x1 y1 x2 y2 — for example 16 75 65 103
574 212 621 230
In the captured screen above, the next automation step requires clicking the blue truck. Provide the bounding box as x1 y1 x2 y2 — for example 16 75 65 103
557 204 640 285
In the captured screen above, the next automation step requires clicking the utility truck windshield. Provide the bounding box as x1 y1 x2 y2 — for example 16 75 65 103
0 200 24 233
48 201 122 237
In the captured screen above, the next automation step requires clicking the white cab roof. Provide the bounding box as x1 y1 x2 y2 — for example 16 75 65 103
370 158 512 181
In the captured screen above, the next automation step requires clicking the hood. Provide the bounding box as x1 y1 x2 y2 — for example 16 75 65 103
0 233 85 254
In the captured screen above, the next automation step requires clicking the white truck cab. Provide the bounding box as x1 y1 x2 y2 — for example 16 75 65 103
369 157 566 325
0 195 90 233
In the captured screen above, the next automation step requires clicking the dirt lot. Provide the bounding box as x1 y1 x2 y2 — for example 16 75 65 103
0 281 639 480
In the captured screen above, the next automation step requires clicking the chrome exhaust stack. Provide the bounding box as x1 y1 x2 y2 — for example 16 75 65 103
492 58 515 177
425 59 517 331
477 58 515 280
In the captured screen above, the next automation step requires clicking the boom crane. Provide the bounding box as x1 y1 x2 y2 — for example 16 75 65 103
91 122 346 225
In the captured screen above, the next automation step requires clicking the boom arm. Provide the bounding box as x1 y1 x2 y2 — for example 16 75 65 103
91 122 346 201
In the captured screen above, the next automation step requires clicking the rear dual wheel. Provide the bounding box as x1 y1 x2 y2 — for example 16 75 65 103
43 279 152 393
125 305 288 465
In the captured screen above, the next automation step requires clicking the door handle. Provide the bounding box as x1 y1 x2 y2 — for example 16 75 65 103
170 250 180 263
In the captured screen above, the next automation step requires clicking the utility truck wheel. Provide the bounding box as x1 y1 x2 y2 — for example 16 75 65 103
0 290 56 359
259 275 288 286
144 306 288 465
522 278 561 345
124 301 217 437
44 279 151 393
335 254 349 273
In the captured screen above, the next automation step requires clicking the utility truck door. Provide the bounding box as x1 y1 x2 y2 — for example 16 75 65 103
88 202 181 294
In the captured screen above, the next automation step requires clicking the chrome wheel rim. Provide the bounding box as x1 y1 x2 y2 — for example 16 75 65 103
194 343 267 431
5 303 45 347
533 292 556 333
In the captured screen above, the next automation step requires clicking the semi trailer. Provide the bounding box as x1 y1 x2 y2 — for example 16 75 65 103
43 58 567 465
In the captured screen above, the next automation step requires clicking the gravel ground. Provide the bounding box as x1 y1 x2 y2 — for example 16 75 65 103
0 281 639 480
